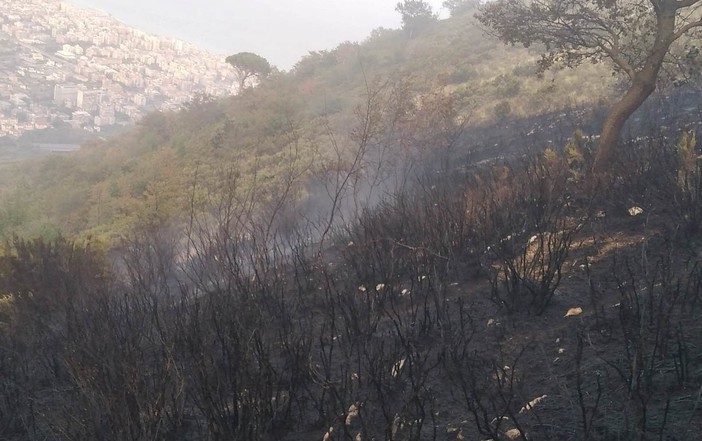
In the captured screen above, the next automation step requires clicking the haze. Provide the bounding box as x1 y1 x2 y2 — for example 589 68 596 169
69 0 448 69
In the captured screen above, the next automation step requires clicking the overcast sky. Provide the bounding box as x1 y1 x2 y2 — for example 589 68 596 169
70 0 448 69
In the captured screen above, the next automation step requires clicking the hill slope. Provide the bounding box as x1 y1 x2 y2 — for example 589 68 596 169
0 9 613 241
0 6 701 441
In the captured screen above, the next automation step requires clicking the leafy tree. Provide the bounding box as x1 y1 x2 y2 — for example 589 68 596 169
443 0 480 16
396 0 437 36
225 52 272 92
477 0 702 172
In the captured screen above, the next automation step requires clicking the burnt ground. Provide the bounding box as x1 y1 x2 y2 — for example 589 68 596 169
290 195 702 441
279 100 702 440
458 88 702 167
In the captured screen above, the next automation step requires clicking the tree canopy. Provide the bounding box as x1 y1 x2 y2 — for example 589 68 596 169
443 0 480 16
225 52 272 92
396 0 438 35
477 0 702 172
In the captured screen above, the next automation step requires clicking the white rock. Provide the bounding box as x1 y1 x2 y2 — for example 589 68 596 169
505 428 522 439
565 307 583 317
628 206 644 216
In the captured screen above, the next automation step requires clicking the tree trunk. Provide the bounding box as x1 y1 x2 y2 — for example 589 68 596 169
592 76 656 173
592 7 677 174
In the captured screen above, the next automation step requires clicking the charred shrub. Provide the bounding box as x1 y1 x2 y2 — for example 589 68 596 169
475 154 582 315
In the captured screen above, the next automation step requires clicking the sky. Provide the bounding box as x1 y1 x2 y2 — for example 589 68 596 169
70 0 448 70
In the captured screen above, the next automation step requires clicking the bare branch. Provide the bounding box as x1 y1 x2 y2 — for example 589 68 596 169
672 18 702 39
675 0 702 9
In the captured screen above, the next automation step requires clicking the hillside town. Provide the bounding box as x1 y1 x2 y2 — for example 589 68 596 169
0 0 239 137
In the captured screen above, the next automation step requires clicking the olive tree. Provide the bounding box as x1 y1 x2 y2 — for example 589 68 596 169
225 52 272 92
477 0 702 172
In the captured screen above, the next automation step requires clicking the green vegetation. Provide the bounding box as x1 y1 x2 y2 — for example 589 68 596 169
395 0 437 35
225 51 273 91
0 11 613 242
